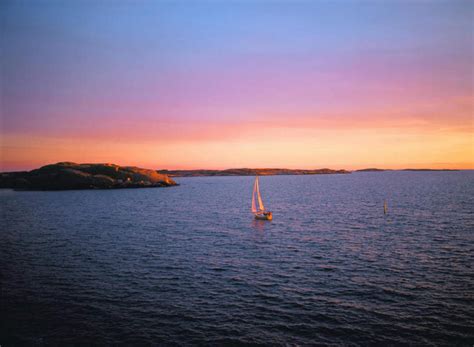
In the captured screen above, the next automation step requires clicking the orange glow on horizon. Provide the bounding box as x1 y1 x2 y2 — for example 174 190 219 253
2 94 473 172
2 116 473 172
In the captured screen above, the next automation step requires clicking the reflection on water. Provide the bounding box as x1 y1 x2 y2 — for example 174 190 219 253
1 172 473 345
251 218 270 232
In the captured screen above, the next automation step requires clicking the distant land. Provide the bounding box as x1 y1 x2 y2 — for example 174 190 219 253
355 168 388 172
159 168 462 177
0 162 177 190
355 168 460 172
159 168 350 177
401 168 460 172
0 164 463 190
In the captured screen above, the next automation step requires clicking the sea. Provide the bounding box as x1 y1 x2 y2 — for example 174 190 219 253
1 171 473 345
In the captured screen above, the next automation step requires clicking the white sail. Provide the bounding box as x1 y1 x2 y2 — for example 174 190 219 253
251 176 265 214
251 177 257 213
256 176 265 212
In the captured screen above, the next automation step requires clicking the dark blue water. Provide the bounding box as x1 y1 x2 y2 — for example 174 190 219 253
1 172 473 345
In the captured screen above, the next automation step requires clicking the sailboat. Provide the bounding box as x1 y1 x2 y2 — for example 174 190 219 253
251 176 272 221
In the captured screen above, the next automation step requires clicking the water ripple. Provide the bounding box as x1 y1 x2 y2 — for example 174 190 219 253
1 172 473 345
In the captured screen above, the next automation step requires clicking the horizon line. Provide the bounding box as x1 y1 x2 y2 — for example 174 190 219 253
1 162 472 174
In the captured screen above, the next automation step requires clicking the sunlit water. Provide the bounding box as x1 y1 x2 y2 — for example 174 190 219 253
1 172 473 345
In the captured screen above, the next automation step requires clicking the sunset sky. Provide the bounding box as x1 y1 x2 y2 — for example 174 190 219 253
1 0 473 171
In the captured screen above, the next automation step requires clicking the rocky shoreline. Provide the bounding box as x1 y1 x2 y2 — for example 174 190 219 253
0 162 177 191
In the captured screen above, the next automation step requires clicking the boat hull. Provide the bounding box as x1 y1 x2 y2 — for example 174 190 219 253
255 212 272 221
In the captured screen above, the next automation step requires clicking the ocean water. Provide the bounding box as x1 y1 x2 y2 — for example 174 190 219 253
1 172 473 345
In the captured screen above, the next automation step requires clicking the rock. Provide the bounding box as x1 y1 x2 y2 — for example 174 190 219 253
0 162 177 191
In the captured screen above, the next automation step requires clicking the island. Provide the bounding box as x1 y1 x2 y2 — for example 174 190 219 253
158 168 350 177
0 162 177 190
